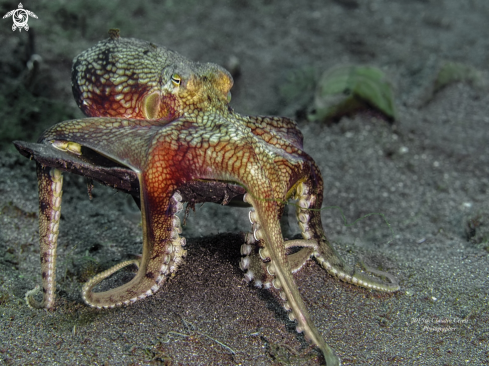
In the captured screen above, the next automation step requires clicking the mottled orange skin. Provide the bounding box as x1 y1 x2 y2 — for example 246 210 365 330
28 36 399 366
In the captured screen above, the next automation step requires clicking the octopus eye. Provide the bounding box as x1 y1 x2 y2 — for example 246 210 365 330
171 74 181 86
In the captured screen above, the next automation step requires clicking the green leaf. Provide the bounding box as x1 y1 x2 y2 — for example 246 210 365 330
308 65 396 123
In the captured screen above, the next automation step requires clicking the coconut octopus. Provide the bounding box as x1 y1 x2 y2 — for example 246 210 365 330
14 30 399 366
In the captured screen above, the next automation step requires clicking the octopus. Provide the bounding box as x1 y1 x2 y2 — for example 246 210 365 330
14 30 399 365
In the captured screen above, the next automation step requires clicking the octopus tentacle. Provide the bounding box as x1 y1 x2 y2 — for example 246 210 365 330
82 259 141 303
243 192 341 366
295 180 399 292
25 165 63 309
284 239 316 273
82 187 186 308
242 115 304 150
240 231 274 289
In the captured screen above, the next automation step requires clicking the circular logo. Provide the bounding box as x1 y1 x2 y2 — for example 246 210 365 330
12 8 29 29
3 3 38 32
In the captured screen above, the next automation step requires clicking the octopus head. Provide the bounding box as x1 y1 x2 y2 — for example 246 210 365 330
71 35 233 122
165 61 233 116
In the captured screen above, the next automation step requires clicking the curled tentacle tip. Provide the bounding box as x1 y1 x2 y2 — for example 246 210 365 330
25 285 43 309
